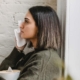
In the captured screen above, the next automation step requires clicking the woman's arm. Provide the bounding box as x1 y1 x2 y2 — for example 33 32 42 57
0 47 25 70
18 59 41 80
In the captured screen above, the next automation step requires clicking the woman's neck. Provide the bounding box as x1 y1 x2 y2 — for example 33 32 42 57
30 38 37 48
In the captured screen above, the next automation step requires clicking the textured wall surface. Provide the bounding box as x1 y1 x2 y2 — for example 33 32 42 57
0 0 57 63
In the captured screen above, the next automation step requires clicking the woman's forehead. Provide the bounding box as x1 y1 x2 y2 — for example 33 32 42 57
25 11 33 21
25 11 31 18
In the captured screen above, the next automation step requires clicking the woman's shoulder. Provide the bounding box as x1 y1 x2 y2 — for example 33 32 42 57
36 48 60 58
35 48 62 79
36 48 62 65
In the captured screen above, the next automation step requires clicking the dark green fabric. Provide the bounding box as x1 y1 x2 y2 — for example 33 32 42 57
0 47 62 80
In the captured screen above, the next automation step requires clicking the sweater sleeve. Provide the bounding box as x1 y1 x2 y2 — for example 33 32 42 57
17 52 43 80
0 47 25 70
18 59 41 80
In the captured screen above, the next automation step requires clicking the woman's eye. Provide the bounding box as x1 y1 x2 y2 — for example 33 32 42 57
25 20 28 23
24 20 29 23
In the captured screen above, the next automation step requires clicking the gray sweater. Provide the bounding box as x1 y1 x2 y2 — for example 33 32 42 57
0 47 62 80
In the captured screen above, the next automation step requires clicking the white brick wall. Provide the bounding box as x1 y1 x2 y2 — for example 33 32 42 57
0 0 57 63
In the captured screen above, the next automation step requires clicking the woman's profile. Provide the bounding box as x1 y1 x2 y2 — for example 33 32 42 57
0 6 62 80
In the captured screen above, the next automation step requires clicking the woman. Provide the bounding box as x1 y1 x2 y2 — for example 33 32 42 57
0 6 62 80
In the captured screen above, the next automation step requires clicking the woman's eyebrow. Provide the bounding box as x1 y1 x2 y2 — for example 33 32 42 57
24 18 29 21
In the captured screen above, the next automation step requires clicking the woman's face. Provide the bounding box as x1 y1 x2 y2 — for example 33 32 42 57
20 11 38 40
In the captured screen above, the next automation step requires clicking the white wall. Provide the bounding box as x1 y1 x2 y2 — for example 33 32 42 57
65 0 80 80
0 0 57 63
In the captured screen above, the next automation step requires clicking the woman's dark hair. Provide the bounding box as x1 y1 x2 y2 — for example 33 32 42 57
29 6 61 50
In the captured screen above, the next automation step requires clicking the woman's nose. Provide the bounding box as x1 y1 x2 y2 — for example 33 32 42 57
20 22 24 29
